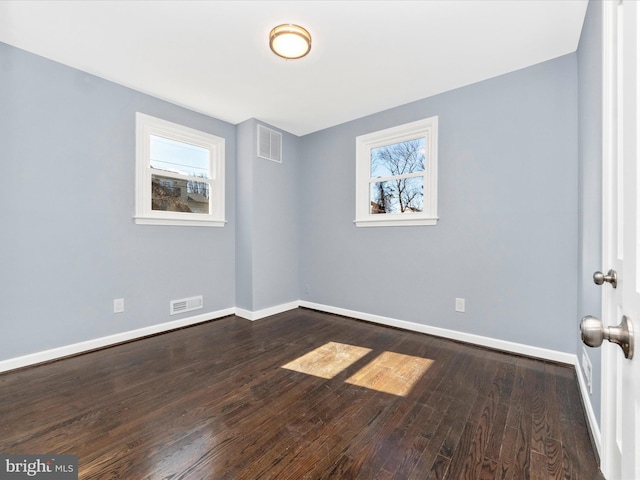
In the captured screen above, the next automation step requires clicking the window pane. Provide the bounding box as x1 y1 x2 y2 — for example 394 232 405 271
150 135 210 178
151 174 210 214
370 176 424 214
370 137 425 178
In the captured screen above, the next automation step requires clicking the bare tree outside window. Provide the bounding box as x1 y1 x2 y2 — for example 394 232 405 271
355 116 437 227
370 138 426 214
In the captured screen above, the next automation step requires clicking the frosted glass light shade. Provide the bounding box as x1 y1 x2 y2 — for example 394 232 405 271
269 24 311 59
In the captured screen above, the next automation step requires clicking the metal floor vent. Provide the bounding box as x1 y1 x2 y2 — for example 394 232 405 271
170 295 203 315
257 124 282 163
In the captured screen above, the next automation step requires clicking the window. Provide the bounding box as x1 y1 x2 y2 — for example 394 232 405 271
355 117 438 227
135 113 225 226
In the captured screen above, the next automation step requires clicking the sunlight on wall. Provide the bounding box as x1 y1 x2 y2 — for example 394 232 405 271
281 342 433 397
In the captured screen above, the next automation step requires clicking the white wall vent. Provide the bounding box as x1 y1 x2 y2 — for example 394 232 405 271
257 124 282 163
170 295 203 315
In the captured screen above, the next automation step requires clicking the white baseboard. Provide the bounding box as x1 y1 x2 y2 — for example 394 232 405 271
298 300 604 457
0 308 235 373
0 300 579 369
299 301 576 365
0 298 603 458
235 301 300 321
296 302 604 459
575 356 602 456
0 301 302 373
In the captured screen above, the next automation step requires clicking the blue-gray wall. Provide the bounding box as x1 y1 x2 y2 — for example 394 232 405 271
236 119 301 311
235 119 256 310
2 31 595 374
299 54 579 353
251 125 301 310
0 42 237 360
577 0 603 427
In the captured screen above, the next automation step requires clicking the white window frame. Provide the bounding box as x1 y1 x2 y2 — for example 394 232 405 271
135 113 225 227
355 116 438 227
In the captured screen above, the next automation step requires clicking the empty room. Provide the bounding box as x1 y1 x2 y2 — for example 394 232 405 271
1 1 639 479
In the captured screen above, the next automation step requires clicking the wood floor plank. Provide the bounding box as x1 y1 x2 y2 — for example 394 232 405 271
530 450 548 480
0 308 603 479
511 364 534 480
529 363 547 456
544 436 563 480
556 367 604 480
494 425 519 480
505 364 525 430
542 364 563 444
426 454 450 480
404 392 453 480
456 395 498 480
444 420 479 480
485 401 509 463
381 402 436 479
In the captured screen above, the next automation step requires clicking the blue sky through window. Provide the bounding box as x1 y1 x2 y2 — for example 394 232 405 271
150 135 210 178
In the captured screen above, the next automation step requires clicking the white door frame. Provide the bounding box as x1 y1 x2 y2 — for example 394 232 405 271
601 0 621 475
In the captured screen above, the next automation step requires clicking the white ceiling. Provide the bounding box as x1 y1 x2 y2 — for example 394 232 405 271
0 0 588 136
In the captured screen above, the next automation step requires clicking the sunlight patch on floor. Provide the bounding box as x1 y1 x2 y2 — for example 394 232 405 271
346 351 434 397
282 342 433 396
281 341 372 379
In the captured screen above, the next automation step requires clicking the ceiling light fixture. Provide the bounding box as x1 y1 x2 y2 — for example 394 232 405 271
269 24 312 60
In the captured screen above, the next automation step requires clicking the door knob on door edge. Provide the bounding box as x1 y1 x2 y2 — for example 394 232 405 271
580 315 634 359
593 269 617 288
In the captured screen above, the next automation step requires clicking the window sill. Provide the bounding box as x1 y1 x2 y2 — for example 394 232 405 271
354 217 438 227
134 216 226 227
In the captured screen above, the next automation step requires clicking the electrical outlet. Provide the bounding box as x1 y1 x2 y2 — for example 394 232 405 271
582 346 593 394
113 298 124 314
455 298 465 313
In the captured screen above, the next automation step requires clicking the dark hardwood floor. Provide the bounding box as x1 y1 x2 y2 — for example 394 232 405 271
0 308 603 479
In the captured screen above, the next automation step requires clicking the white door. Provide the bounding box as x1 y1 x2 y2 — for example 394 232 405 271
600 1 640 478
